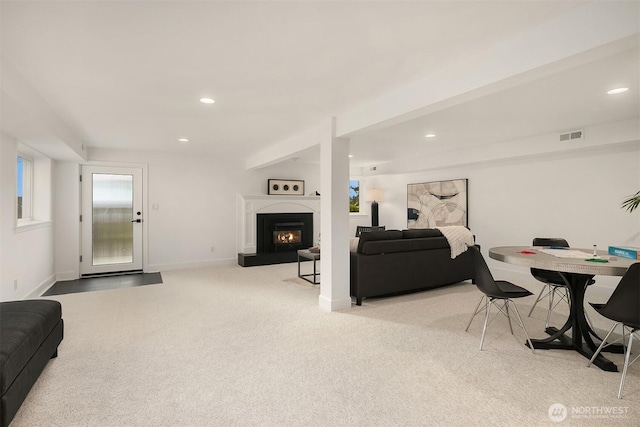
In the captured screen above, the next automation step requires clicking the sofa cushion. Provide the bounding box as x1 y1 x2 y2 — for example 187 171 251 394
359 237 450 255
402 229 443 239
357 230 403 253
0 300 62 395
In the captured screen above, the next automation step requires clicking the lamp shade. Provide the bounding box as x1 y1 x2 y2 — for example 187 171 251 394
366 188 385 202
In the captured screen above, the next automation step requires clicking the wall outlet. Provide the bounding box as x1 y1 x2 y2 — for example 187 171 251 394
14 279 18 290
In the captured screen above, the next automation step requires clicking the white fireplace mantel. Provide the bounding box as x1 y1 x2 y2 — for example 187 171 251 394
237 194 321 254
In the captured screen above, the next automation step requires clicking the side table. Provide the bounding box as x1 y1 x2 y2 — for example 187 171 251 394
297 249 320 284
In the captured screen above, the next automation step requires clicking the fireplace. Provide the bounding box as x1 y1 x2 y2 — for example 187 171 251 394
237 194 320 267
273 222 303 249
257 213 313 254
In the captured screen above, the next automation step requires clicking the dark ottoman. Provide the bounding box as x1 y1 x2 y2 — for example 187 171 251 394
0 300 63 427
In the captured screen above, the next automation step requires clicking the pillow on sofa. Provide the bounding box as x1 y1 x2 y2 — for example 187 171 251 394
356 230 403 253
402 229 443 239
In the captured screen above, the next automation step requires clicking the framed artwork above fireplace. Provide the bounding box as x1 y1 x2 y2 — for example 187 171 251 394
268 179 305 195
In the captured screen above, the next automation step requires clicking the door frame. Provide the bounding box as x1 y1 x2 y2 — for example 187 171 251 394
79 161 149 275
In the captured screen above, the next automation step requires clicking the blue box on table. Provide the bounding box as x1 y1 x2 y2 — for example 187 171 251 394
608 246 640 260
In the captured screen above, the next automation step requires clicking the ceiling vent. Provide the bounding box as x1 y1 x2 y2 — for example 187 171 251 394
559 130 584 142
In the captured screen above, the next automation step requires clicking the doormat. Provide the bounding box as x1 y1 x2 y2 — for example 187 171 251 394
43 272 163 296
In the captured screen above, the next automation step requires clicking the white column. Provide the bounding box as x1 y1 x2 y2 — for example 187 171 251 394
319 119 352 311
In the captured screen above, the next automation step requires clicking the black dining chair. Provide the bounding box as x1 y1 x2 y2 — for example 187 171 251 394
528 238 572 327
587 262 640 399
465 246 535 353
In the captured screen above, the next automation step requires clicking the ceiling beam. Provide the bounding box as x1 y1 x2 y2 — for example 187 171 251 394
245 119 332 170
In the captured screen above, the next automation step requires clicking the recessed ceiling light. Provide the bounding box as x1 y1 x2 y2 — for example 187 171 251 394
178 138 189 144
607 87 628 95
199 97 216 104
424 134 436 138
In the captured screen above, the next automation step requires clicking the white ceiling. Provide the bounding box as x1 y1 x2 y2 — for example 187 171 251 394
1 1 637 168
346 44 640 168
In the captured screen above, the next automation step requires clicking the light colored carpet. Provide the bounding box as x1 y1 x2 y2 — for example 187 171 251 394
11 263 638 426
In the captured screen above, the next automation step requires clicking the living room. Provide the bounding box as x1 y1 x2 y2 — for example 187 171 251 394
1 1 638 302
1 1 639 425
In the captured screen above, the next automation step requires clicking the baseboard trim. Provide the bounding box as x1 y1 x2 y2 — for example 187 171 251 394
318 294 352 312
56 271 79 282
27 274 57 298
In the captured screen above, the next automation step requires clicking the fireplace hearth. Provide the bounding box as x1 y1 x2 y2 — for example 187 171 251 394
237 194 320 267
239 212 314 266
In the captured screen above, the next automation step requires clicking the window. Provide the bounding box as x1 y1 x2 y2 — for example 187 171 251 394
349 180 360 213
17 155 33 220
15 144 52 231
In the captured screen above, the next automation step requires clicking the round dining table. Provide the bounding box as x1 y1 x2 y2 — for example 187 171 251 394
489 246 637 371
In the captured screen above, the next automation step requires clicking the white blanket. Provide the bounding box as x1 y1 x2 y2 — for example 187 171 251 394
350 237 359 253
434 226 474 259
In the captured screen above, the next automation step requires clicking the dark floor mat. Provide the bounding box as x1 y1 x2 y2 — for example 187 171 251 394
43 273 163 296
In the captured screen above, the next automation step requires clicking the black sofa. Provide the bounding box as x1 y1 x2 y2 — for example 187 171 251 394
0 300 63 427
350 229 475 305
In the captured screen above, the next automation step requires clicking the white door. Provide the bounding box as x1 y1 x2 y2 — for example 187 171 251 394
81 165 143 275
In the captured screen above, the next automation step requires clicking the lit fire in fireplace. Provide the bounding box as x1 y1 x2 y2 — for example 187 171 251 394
274 230 302 245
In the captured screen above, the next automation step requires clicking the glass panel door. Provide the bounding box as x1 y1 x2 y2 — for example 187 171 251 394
92 174 134 265
81 165 143 275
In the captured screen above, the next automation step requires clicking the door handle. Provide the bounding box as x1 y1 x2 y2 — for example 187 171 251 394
131 219 142 223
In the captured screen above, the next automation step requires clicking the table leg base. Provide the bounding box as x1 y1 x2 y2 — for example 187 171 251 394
601 344 625 354
526 327 619 372
577 347 618 372
527 333 574 350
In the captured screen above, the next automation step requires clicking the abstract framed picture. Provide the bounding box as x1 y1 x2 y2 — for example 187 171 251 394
407 179 468 228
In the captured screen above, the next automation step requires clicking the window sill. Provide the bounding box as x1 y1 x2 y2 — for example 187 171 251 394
15 220 52 233
349 213 367 217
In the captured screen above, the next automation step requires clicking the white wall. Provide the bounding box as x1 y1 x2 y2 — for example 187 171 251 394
53 161 80 280
7 130 636 297
53 148 321 276
359 141 640 290
0 133 56 301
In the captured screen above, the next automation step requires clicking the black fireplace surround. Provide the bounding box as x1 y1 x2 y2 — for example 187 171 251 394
238 212 314 267
257 213 313 253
